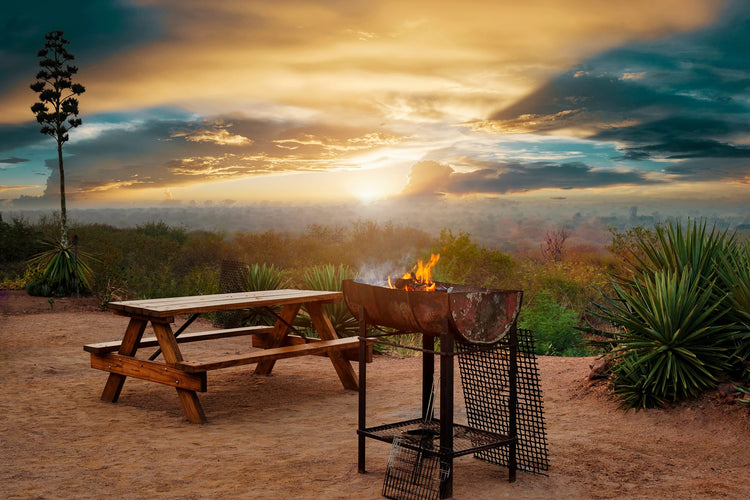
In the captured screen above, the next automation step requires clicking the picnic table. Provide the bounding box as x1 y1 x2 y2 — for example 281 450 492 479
84 290 362 423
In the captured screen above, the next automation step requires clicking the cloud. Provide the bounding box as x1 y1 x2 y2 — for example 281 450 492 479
402 161 453 196
172 123 254 146
0 157 29 166
0 0 725 124
22 111 411 198
401 160 657 197
471 2 750 185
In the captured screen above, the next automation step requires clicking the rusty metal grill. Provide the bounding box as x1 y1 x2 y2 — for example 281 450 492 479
457 328 549 475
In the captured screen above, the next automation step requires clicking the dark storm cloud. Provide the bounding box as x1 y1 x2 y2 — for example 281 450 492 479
481 0 750 182
0 122 48 152
0 157 29 165
403 160 657 197
0 1 164 91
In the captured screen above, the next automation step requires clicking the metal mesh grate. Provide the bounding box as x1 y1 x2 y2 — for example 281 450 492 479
382 436 450 500
214 260 248 328
457 328 549 475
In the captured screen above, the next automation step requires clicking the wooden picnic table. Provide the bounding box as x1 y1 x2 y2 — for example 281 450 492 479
84 290 362 423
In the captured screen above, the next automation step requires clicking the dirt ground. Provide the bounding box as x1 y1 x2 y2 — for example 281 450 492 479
1 290 749 499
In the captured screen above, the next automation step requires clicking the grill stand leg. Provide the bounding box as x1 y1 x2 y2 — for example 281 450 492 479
439 329 454 499
358 306 367 474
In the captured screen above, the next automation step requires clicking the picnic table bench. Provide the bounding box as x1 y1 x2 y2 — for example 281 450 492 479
84 290 366 423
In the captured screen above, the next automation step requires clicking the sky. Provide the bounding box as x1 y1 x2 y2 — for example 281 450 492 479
1 0 749 217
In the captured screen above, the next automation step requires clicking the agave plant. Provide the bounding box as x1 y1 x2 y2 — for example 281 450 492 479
27 238 93 297
300 264 359 338
241 263 290 326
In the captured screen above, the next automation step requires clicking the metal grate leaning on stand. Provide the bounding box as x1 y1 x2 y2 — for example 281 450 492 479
457 328 549 475
382 436 450 500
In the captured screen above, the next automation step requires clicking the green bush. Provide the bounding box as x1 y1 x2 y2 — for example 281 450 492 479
26 239 94 297
594 219 747 409
241 263 291 326
518 291 586 356
301 264 358 338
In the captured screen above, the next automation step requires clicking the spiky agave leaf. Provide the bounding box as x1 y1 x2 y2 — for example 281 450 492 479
301 264 358 337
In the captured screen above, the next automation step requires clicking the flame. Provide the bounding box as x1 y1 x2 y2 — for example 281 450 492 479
389 253 440 291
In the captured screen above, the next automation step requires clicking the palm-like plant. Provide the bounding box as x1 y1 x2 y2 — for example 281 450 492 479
27 238 93 297
300 264 358 337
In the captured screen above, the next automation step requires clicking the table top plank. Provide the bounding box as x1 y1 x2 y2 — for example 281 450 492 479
107 289 343 318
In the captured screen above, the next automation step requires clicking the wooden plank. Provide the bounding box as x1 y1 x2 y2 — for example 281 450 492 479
91 352 207 392
84 326 273 354
176 337 361 373
107 290 343 318
251 333 372 362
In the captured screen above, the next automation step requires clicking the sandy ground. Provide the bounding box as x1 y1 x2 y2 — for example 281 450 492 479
1 291 749 499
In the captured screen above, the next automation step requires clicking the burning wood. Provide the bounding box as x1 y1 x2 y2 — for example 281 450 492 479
388 253 441 291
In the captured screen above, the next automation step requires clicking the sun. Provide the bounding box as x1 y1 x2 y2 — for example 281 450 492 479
345 166 407 204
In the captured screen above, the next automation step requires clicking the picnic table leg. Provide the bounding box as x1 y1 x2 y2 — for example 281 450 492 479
306 302 358 390
254 303 301 376
151 320 207 424
100 317 147 403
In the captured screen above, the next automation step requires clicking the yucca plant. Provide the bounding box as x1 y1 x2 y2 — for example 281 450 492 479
300 264 359 338
593 219 743 409
26 238 93 297
718 246 750 381
241 263 291 326
609 353 670 410
598 269 732 407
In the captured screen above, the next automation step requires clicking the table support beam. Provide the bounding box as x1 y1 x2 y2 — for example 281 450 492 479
307 301 358 390
152 320 207 424
100 317 147 403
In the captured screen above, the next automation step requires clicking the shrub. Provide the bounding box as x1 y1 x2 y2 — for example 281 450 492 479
301 264 358 338
518 290 585 356
241 263 291 326
26 239 94 297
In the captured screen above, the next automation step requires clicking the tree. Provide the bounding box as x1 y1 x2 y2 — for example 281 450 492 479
541 227 569 263
30 30 85 246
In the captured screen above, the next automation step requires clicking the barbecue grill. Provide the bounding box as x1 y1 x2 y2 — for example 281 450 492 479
344 279 544 499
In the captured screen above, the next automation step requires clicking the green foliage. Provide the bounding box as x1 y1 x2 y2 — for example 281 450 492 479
609 353 669 410
717 246 750 379
245 263 290 291
595 219 748 409
0 214 45 278
519 291 586 356
242 263 291 326
26 239 94 297
432 229 515 288
301 264 358 337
